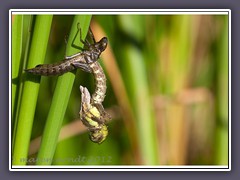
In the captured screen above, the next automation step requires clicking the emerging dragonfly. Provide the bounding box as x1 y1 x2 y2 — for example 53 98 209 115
25 23 110 144
80 86 109 144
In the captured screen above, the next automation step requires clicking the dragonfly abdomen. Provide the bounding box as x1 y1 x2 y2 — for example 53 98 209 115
89 62 107 104
25 59 75 76
80 86 108 144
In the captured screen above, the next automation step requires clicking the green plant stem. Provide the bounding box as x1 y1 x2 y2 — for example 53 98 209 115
12 15 33 151
124 45 158 165
12 15 23 118
215 15 229 165
12 15 53 165
36 15 92 165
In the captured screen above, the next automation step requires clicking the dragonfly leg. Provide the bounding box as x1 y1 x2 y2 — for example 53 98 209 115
72 61 92 73
77 23 91 48
65 52 82 59
64 34 69 58
64 34 68 44
88 28 96 44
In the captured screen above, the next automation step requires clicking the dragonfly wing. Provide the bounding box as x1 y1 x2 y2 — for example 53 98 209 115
72 61 92 73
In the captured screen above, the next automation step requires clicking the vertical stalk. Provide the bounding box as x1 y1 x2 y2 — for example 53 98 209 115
215 15 229 165
12 15 23 118
12 15 53 165
36 15 92 165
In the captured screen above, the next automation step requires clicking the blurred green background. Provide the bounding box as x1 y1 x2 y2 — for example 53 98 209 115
12 14 229 166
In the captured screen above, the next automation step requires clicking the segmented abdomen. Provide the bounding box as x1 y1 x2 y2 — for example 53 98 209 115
25 51 90 76
89 62 107 104
25 58 78 76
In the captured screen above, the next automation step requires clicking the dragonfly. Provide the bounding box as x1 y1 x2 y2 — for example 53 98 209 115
25 24 108 76
25 23 110 144
80 86 109 144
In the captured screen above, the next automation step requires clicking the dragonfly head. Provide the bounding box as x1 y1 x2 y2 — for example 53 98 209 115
96 37 108 52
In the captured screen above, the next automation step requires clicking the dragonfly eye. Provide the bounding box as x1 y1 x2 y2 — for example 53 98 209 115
97 37 108 52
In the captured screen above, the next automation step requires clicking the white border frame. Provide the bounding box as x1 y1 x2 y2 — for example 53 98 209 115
9 9 231 171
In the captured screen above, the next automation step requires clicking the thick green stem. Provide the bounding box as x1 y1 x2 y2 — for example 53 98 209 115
36 15 92 165
12 15 53 165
